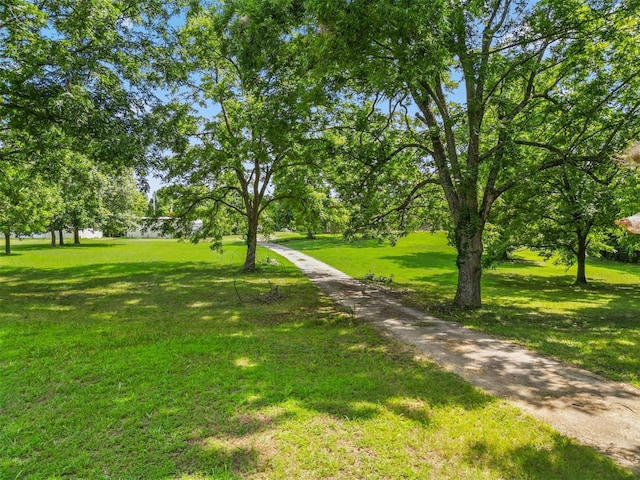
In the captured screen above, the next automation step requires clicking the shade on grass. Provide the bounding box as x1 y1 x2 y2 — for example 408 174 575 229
280 232 640 387
0 238 634 479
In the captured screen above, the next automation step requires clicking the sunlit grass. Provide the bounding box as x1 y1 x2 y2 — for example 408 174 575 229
279 232 640 387
0 238 634 479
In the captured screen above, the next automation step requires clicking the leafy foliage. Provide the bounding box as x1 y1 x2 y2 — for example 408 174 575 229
485 160 640 283
1 0 182 176
325 98 449 244
0 162 59 253
296 0 640 308
157 1 332 270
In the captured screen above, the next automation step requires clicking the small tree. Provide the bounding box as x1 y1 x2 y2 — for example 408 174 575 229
0 163 60 254
487 160 638 284
101 169 148 237
52 155 106 245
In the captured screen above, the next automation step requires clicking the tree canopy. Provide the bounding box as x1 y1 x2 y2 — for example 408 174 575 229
4 0 640 310
1 0 180 171
156 0 332 271
297 0 640 308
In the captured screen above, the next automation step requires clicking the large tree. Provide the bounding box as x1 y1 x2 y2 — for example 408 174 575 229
1 1 188 251
1 0 181 176
298 0 640 308
158 1 330 271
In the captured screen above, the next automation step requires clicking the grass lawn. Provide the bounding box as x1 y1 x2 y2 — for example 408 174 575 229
277 232 640 388
0 238 634 479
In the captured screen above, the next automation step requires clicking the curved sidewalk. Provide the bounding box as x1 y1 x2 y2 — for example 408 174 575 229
262 242 640 474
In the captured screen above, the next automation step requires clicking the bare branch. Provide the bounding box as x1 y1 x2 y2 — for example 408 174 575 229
369 177 441 224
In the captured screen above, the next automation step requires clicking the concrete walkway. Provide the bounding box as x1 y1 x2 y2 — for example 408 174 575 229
261 242 640 474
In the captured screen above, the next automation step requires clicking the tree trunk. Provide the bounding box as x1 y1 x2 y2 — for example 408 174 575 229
50 227 56 247
453 227 484 309
575 233 588 285
59 230 64 246
4 231 10 255
74 226 80 245
243 216 259 272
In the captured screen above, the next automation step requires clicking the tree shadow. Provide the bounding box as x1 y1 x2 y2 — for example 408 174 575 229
482 271 640 312
379 251 459 270
0 256 634 479
9 241 122 253
464 437 635 480
401 270 640 385
276 236 392 251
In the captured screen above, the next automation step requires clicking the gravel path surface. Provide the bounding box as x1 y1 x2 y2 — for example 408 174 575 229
262 242 640 474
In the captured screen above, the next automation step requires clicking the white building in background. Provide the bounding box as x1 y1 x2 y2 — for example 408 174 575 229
73 229 103 239
126 217 171 238
27 229 103 240
126 217 203 239
126 226 170 238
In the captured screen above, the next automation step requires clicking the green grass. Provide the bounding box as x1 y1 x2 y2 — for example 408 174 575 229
277 232 640 388
0 238 634 479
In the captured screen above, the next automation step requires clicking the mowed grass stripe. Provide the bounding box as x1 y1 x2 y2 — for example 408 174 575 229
0 239 633 479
